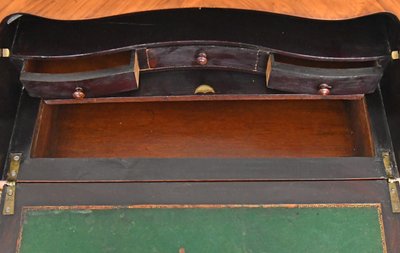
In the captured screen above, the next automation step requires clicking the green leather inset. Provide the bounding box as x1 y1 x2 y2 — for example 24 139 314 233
19 205 385 253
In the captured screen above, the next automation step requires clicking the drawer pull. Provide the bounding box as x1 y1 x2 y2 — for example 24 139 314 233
72 87 85 99
196 52 208 65
318 83 332 96
194 84 215 94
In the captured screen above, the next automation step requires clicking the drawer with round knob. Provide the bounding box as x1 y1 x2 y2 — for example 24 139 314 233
266 54 386 95
20 51 140 99
144 45 266 74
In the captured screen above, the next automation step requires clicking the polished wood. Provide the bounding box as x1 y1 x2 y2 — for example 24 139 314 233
32 99 373 158
44 94 366 105
0 0 400 23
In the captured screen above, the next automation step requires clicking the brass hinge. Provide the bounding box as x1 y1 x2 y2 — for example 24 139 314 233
0 180 6 204
382 151 400 213
2 153 22 216
0 48 10 58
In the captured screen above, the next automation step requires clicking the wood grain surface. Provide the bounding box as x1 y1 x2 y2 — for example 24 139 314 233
0 0 399 23
31 99 373 158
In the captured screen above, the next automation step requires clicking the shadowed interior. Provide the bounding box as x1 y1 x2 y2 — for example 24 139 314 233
23 51 132 74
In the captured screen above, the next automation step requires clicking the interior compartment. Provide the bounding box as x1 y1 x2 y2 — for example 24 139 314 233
23 51 132 74
272 54 379 69
31 99 374 158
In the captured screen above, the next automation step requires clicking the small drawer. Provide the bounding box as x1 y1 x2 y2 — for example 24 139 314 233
20 51 140 99
266 54 384 95
145 45 264 73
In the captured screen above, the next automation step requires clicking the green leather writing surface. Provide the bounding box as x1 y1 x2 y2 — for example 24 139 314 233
18 205 385 253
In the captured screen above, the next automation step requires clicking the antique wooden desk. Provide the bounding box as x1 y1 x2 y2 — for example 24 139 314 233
0 1 400 252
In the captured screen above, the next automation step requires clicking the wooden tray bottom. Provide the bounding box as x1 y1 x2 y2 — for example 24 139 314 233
31 99 373 158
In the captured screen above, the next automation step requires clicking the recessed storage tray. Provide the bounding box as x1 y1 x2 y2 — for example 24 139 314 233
266 54 384 95
20 51 140 99
31 98 373 158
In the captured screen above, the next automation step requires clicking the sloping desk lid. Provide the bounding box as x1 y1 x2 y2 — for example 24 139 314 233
0 0 400 23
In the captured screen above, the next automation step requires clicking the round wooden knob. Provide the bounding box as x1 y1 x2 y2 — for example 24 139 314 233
196 52 208 65
318 83 332 96
72 87 85 99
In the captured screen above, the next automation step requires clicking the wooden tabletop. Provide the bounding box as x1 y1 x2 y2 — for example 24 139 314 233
0 0 399 22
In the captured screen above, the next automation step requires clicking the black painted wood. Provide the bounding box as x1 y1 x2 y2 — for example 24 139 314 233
17 157 385 182
0 18 22 177
381 61 400 171
365 86 400 177
10 9 395 60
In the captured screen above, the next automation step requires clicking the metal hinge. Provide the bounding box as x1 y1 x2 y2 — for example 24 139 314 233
2 153 22 216
0 48 10 58
382 151 400 213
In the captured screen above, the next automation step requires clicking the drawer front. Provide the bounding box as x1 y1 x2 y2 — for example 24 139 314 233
20 52 139 99
145 45 267 73
21 71 137 99
266 54 385 95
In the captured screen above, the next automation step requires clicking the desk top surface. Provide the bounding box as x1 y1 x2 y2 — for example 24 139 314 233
0 0 399 22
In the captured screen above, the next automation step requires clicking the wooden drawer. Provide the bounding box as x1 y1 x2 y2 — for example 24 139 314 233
144 45 265 73
266 54 384 95
31 99 373 158
20 51 140 99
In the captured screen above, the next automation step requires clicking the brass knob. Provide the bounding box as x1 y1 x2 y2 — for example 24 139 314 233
72 87 85 99
318 83 332 96
196 52 208 65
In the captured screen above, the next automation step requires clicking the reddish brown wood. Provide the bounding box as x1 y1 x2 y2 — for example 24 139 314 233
23 51 131 74
266 54 384 95
20 51 139 99
31 99 373 158
43 94 365 105
348 99 375 157
31 102 58 158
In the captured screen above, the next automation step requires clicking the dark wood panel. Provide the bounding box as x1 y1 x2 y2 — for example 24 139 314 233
146 45 266 73
381 61 400 170
31 99 373 158
0 59 21 178
18 157 385 181
10 10 393 59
